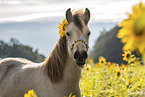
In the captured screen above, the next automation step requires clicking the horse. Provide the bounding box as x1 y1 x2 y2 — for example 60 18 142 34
0 8 91 97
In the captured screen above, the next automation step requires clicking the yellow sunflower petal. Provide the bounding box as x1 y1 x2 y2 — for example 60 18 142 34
120 19 134 28
121 37 129 43
118 28 131 38
123 39 135 51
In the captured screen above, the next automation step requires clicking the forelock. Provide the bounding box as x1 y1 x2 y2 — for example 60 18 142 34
73 14 84 31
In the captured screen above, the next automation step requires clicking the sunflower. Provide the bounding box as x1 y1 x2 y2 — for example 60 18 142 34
120 63 126 70
64 93 76 97
99 56 106 66
115 69 121 78
122 50 132 62
85 64 91 71
24 90 37 97
44 58 47 61
94 63 99 68
117 2 145 54
87 58 93 65
107 62 111 68
58 18 67 37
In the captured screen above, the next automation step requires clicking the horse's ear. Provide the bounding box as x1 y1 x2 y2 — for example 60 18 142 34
84 8 90 25
66 8 72 24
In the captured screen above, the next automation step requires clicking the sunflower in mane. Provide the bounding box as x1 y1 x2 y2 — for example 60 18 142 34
58 18 67 37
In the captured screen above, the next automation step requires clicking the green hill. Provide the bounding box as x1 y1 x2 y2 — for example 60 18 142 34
0 38 45 62
90 26 135 64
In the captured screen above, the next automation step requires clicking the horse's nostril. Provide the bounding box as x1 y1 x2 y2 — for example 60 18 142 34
82 51 88 59
74 50 79 59
74 50 88 60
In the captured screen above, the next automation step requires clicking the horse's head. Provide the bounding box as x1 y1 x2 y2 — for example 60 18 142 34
65 8 91 67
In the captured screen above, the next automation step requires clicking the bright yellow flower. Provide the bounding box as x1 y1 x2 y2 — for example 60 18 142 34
88 58 93 65
64 93 76 97
120 63 126 70
125 80 132 86
24 90 37 97
94 63 99 68
107 62 111 68
44 58 47 61
115 69 121 78
118 2 145 54
99 57 106 66
121 63 125 67
112 63 116 67
122 50 132 62
58 18 67 37
85 64 91 71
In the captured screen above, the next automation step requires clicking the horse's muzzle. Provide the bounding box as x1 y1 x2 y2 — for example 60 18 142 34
74 50 88 67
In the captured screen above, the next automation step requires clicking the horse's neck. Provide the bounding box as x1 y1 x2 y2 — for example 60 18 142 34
63 54 81 86
57 54 81 96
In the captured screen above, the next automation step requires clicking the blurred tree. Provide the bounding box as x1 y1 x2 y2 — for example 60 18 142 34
9 38 20 46
90 26 140 64
0 40 11 58
0 38 45 62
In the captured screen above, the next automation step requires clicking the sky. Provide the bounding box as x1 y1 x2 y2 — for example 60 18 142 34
0 0 145 57
0 0 144 23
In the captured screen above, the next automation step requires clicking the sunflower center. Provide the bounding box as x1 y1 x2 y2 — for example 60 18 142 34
126 53 131 58
101 61 104 63
87 68 89 70
63 24 67 31
117 71 121 77
134 16 145 36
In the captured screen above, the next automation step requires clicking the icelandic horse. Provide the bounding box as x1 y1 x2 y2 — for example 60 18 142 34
0 8 91 97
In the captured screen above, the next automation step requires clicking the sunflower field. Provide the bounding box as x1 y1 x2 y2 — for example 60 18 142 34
81 52 145 97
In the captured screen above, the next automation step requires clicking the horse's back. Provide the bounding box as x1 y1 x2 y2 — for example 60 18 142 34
0 58 33 82
0 58 33 65
0 58 45 97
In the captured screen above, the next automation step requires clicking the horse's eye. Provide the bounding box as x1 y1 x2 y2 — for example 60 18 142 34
66 32 70 36
87 32 91 36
